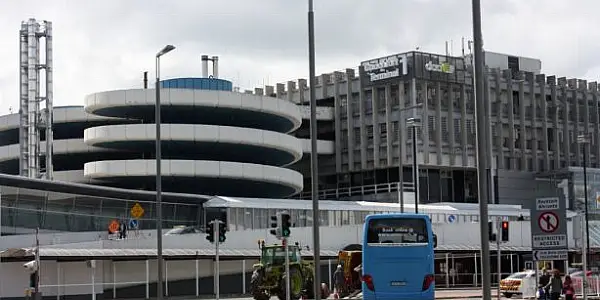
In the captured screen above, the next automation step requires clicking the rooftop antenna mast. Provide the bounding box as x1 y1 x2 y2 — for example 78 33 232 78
19 18 53 180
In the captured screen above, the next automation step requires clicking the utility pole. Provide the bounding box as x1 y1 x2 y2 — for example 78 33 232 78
471 0 493 299
307 1 321 299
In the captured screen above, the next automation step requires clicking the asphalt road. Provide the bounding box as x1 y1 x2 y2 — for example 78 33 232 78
214 288 507 300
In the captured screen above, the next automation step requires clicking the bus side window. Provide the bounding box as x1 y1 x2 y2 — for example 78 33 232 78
433 234 438 248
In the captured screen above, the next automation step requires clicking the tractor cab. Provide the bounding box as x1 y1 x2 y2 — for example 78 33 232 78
259 244 301 266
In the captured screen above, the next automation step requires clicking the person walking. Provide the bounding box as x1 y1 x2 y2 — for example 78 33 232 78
563 275 575 300
539 268 551 300
544 269 563 300
333 265 345 296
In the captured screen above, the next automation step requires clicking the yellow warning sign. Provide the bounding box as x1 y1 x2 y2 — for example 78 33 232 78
130 203 145 219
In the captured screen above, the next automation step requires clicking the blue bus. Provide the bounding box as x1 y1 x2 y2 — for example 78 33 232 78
361 213 437 300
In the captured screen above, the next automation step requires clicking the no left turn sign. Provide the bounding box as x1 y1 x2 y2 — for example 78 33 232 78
538 212 559 233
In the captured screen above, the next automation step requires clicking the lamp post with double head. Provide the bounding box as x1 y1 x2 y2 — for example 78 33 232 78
406 117 422 213
155 44 175 300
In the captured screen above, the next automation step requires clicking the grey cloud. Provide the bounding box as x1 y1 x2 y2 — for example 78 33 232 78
1 0 600 114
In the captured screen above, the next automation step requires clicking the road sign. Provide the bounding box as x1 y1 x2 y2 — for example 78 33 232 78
130 203 144 219
596 192 600 209
530 197 568 252
108 220 119 233
447 215 456 223
538 212 559 233
533 249 568 261
129 219 138 229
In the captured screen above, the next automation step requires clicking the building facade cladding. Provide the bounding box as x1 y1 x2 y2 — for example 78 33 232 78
279 51 600 205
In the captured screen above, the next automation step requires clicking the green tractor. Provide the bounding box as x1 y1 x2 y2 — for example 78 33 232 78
250 242 315 300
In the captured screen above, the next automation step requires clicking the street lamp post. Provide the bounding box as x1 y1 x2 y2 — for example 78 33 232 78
406 117 421 214
397 104 423 213
155 44 175 300
307 1 322 299
578 134 591 279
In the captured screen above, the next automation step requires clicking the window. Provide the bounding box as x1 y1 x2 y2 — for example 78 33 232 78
442 117 449 143
365 90 373 114
377 87 386 112
367 126 374 142
428 116 435 142
354 128 361 146
380 123 388 144
340 95 348 118
390 85 399 107
366 218 428 244
454 119 461 143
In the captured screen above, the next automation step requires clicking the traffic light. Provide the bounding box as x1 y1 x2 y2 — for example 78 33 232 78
488 221 497 242
501 221 509 242
206 222 215 243
218 222 227 243
270 215 280 237
281 212 291 237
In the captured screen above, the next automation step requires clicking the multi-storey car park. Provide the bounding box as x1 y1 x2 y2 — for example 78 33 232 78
0 74 315 198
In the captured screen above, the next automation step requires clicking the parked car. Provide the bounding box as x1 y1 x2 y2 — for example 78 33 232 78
500 270 536 298
164 226 202 235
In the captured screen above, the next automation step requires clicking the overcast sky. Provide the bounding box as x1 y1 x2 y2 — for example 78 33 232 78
0 0 598 114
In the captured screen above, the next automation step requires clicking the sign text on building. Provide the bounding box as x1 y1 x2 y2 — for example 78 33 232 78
425 61 455 74
361 54 408 83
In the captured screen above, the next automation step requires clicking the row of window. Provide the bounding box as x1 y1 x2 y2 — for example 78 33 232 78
226 207 493 231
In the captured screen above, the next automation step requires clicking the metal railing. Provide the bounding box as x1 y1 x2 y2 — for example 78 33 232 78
299 182 416 200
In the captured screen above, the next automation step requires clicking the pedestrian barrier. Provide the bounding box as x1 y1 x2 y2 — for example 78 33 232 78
572 274 600 297
521 275 600 299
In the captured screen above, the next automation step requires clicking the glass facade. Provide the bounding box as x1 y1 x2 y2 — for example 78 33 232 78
160 77 233 91
0 185 202 234
570 167 600 220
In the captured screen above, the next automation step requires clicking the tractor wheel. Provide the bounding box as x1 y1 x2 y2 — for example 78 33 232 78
250 270 270 300
277 267 304 300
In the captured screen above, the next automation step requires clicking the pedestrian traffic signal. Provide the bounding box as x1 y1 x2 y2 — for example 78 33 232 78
206 222 215 243
501 221 509 242
281 212 291 237
488 221 497 242
270 215 280 237
218 222 227 243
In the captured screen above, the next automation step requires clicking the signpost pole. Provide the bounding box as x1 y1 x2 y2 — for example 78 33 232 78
214 219 220 300
496 218 501 300
582 215 588 300
284 237 291 300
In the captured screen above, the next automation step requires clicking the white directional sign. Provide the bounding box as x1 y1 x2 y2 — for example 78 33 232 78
532 234 568 248
530 197 568 258
533 250 568 261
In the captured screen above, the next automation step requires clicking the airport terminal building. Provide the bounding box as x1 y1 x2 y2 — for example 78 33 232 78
284 50 600 216
0 48 599 233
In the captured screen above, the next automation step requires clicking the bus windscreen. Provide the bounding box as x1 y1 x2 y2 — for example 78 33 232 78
366 218 428 244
